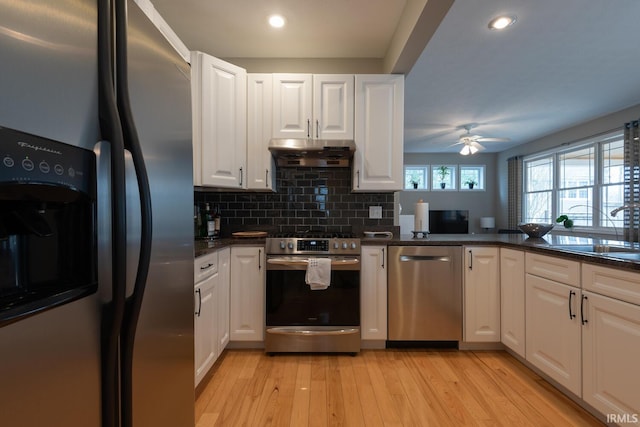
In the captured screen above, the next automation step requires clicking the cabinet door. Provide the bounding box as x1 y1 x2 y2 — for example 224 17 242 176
353 75 404 191
500 248 525 357
247 74 275 191
583 291 640 418
192 52 247 188
464 247 500 342
360 246 387 340
313 75 354 140
525 274 581 395
272 74 312 139
217 247 231 350
230 246 265 341
194 272 218 386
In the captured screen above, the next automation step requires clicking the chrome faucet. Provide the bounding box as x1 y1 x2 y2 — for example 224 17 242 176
610 202 640 217
567 204 620 240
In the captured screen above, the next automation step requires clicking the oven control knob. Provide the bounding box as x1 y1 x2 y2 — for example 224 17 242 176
288 241 294 250
342 242 348 249
350 242 357 249
279 240 286 249
333 242 339 249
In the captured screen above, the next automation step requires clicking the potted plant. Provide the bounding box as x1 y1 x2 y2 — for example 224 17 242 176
410 180 419 189
464 178 477 189
437 166 449 189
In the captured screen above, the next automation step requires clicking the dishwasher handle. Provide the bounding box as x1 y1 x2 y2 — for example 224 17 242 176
399 255 451 262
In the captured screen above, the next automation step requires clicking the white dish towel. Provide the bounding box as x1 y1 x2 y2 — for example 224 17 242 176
305 258 332 290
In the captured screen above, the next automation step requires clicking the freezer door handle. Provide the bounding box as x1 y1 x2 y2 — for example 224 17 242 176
399 255 451 262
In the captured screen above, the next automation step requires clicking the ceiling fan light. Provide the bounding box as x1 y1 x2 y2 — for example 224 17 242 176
460 145 471 155
469 145 479 154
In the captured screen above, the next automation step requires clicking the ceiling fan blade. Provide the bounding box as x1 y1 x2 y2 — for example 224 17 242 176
472 141 486 150
476 137 510 143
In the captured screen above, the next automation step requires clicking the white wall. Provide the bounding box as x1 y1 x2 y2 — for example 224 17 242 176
496 103 640 228
399 152 498 234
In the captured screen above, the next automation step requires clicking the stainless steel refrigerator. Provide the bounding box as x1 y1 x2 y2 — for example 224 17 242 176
0 1 194 426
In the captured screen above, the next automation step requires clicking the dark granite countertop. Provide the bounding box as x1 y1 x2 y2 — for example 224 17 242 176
195 233 640 272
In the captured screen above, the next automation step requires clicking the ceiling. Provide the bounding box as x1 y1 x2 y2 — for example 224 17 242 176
152 0 640 154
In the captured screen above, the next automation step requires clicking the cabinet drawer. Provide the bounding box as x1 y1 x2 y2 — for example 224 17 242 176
582 263 640 305
195 251 218 284
525 252 580 287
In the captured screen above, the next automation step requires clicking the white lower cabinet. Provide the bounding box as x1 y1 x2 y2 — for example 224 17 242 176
217 247 231 351
463 246 500 342
360 246 387 340
194 248 231 387
500 248 525 357
194 252 219 386
230 246 265 341
525 253 582 396
581 264 640 421
525 273 582 396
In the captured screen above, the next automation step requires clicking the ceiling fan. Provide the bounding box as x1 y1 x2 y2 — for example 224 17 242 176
454 124 510 155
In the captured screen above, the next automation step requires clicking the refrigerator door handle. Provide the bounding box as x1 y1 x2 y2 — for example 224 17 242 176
97 1 128 426
114 0 154 426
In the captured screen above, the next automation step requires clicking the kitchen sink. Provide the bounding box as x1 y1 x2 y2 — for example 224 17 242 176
551 244 639 254
549 244 640 261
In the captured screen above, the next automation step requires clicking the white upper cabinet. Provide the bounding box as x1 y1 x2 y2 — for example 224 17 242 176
191 51 247 188
272 74 354 140
247 74 275 191
353 74 404 191
313 75 354 140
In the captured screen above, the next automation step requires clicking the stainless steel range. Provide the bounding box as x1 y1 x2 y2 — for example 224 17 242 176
265 233 361 354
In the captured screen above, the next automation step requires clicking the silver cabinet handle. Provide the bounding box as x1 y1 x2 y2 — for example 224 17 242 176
306 119 311 138
239 167 243 187
258 249 262 270
381 248 385 268
356 170 360 188
265 169 269 187
400 255 450 262
468 250 473 270
200 262 214 271
316 119 319 138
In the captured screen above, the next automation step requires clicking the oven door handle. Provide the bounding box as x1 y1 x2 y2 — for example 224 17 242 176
266 258 360 266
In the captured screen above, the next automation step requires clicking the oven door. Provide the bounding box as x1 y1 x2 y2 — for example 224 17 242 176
265 256 360 327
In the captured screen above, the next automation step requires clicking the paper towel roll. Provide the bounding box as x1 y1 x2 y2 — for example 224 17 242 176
414 201 429 232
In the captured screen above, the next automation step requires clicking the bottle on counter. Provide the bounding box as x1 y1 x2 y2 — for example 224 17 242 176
213 205 221 239
194 205 202 238
203 203 215 240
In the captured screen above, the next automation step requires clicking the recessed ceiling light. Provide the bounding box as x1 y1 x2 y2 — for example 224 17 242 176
268 14 286 29
488 15 517 30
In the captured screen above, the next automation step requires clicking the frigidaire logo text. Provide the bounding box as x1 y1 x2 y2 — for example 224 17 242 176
17 141 62 155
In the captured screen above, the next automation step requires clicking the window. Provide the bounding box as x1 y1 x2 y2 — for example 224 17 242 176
524 156 553 223
402 163 487 192
460 165 485 190
557 146 594 226
601 138 624 229
432 165 456 190
522 130 624 234
404 166 428 190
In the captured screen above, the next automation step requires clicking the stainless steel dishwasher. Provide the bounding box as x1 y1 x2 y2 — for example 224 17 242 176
388 246 462 342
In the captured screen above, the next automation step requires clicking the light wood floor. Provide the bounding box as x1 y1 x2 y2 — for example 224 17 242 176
195 349 604 426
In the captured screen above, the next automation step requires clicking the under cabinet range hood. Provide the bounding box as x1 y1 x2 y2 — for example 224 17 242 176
268 139 355 167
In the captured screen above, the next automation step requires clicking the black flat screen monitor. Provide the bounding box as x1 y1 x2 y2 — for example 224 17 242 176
429 210 469 234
